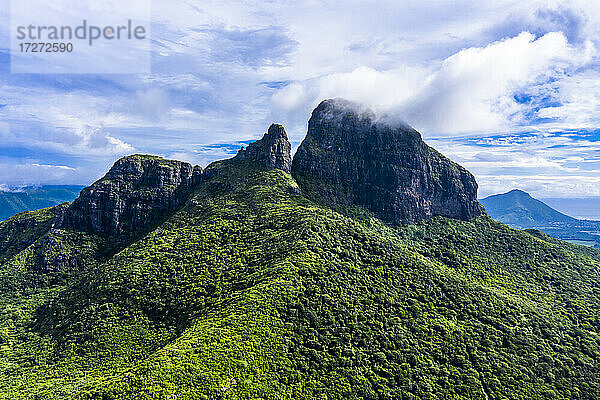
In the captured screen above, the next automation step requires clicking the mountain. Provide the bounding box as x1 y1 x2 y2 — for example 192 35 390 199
480 189 577 227
481 189 600 248
292 99 484 224
1 100 600 399
0 185 84 221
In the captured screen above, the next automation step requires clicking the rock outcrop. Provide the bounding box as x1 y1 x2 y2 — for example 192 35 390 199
58 100 481 234
291 99 485 224
60 155 202 235
234 124 292 173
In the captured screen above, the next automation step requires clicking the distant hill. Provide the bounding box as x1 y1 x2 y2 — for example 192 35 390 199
481 189 600 248
480 189 577 227
0 185 85 221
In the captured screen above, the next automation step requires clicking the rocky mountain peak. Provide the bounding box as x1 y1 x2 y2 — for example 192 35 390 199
234 123 292 173
291 99 485 224
311 98 376 124
59 155 202 235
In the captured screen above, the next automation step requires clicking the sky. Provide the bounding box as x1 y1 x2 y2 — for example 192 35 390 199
0 0 599 199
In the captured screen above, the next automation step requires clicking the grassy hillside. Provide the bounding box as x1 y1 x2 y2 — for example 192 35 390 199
1 159 600 399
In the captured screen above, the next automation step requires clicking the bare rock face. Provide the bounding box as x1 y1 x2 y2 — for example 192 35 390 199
291 99 485 224
60 155 202 235
234 124 292 173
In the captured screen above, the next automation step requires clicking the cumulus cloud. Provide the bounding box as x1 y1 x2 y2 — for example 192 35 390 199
270 66 428 134
71 126 135 155
0 121 133 156
0 162 78 186
534 71 600 127
271 31 595 136
402 32 594 134
428 131 600 198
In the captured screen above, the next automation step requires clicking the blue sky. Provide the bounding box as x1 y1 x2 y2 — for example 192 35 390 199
0 0 599 199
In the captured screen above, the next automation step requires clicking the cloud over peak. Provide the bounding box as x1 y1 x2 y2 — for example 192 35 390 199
272 31 595 136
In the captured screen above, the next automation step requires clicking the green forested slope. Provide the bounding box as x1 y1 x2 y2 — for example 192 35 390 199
1 158 600 399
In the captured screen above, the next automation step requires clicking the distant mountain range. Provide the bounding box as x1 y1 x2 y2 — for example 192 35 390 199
481 189 600 248
0 185 84 221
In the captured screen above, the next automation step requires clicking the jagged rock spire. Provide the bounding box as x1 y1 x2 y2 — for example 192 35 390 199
235 124 292 173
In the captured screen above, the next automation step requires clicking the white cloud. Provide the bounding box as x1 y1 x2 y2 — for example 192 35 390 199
2 0 600 198
271 31 595 137
477 175 600 198
0 162 78 186
405 32 594 134
31 163 75 170
535 70 600 127
0 119 134 156
427 131 600 198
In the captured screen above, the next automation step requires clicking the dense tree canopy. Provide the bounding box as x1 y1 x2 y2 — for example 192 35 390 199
0 160 599 399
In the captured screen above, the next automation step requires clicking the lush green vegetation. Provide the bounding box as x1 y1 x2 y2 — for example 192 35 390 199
1 158 600 399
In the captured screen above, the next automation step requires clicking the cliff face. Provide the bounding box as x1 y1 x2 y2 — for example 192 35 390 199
59 124 292 236
60 155 202 235
234 124 292 173
57 100 482 235
291 99 485 224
